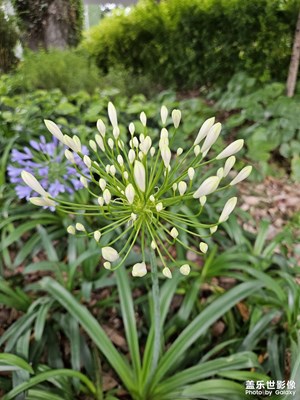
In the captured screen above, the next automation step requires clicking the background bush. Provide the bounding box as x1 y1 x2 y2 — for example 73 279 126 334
83 0 298 89
8 49 101 95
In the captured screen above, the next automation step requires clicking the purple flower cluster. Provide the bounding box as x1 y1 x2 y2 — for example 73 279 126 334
8 135 89 202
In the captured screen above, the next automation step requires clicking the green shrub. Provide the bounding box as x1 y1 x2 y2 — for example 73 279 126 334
215 72 300 181
11 49 101 95
0 10 18 73
83 0 298 89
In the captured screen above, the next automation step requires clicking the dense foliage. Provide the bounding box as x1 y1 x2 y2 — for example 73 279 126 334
83 0 298 89
5 49 100 95
0 8 18 73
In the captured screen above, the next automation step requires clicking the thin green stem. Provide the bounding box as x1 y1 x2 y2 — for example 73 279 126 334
149 247 161 376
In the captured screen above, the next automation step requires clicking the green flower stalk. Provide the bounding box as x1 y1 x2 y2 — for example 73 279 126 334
21 102 252 278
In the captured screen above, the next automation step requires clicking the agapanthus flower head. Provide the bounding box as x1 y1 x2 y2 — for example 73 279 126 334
21 105 251 277
8 135 89 207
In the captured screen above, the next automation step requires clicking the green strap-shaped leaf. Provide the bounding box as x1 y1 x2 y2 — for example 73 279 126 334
116 267 141 385
0 353 34 374
3 369 96 400
148 280 263 393
154 352 260 396
40 277 135 393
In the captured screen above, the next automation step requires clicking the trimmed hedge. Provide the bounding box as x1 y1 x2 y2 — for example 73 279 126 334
83 0 298 89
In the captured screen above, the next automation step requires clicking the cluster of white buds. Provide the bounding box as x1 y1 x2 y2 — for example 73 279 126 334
21 103 252 278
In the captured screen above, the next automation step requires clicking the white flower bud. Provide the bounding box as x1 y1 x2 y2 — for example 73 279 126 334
132 262 147 277
94 230 101 242
98 197 104 206
108 102 118 128
21 171 49 197
123 171 129 180
161 105 168 125
151 240 157 249
103 262 111 270
178 181 187 196
170 227 179 239
162 267 172 279
230 166 252 186
193 176 220 198
95 134 105 152
131 213 137 221
199 242 208 253
210 226 218 234
118 140 125 150
149 195 155 202
159 137 169 150
64 149 75 164
140 136 152 155
139 151 144 161
216 139 244 160
177 148 183 156
75 223 85 232
80 176 88 188
128 149 136 164
150 147 155 157
44 119 64 143
160 128 168 139
117 155 124 166
156 202 163 212
172 109 181 128
161 145 172 168
133 137 139 148
108 138 114 149
140 111 147 127
188 167 195 181
102 246 119 262
29 197 56 207
103 189 111 204
224 156 236 177
134 160 146 192
99 178 106 191
194 116 215 145
97 119 106 137
200 196 207 206
89 140 97 152
180 264 190 275
109 165 116 176
201 123 222 153
72 136 82 153
125 184 135 204
63 135 77 153
194 145 200 156
217 167 224 179
83 155 92 169
129 122 135 136
113 127 120 139
105 165 110 173
172 183 177 191
219 197 237 223
139 133 145 142
67 225 75 235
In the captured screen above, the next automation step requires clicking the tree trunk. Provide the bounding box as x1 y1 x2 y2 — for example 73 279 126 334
13 0 83 51
286 10 300 97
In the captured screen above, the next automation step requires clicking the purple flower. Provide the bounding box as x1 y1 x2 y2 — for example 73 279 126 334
8 135 89 206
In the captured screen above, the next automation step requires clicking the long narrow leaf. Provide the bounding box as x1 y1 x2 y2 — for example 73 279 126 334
116 267 141 382
40 277 135 393
3 369 96 400
149 280 263 392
